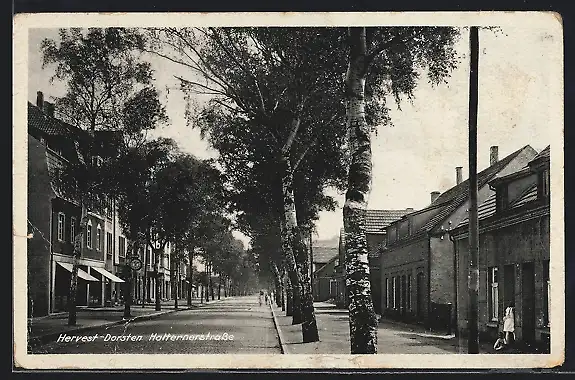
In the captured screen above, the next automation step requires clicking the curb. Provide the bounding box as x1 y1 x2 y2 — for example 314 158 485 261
269 303 289 354
28 305 197 349
28 297 236 348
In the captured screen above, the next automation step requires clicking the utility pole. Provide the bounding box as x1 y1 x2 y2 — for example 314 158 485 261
467 26 480 354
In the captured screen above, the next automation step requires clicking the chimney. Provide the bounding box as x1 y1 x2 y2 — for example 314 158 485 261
456 166 463 185
490 146 499 166
36 91 44 109
431 191 440 204
44 101 55 117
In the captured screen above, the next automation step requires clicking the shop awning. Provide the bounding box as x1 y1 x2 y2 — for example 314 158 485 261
57 262 99 282
90 266 125 283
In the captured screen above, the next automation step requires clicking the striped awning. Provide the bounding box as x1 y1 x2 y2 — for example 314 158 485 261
56 262 98 282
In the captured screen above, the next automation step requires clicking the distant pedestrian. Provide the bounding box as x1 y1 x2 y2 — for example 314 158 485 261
503 303 515 345
264 292 269 305
258 290 264 306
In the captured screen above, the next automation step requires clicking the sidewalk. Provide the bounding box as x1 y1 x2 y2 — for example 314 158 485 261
27 297 225 348
270 301 529 355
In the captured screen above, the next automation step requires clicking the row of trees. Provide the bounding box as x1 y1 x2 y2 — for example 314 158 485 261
41 28 257 324
42 26 462 353
141 26 461 353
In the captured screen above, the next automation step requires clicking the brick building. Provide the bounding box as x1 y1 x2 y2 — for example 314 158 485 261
450 146 550 351
333 209 414 312
379 145 538 330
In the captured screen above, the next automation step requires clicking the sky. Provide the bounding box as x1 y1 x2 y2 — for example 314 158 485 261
27 26 557 246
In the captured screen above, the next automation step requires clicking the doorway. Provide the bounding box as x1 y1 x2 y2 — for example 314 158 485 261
522 262 536 343
503 264 515 312
416 272 424 320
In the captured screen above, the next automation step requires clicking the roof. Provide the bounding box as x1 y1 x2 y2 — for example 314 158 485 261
312 246 338 264
28 102 89 140
531 145 550 162
314 254 339 275
365 209 415 234
384 145 536 249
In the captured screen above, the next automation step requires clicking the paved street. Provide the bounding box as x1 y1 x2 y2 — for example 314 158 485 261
273 302 516 354
30 296 281 354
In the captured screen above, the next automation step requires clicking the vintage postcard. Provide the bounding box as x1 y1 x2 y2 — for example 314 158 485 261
13 11 564 369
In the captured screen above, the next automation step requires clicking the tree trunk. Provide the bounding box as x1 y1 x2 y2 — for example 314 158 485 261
217 272 222 300
187 249 194 306
209 262 215 301
205 263 210 302
142 245 148 307
270 261 282 307
280 154 319 342
285 273 293 316
154 248 162 311
279 212 301 322
343 27 378 354
123 240 138 319
173 260 179 310
224 276 228 297
68 203 87 326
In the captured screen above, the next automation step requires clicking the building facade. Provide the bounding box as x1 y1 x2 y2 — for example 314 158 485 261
333 209 414 312
450 146 550 351
379 145 538 330
28 92 189 317
27 94 126 316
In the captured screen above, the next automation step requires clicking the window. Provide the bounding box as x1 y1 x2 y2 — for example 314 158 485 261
386 278 390 309
392 276 399 309
496 185 509 212
407 274 411 311
70 217 76 244
489 267 499 321
86 220 92 249
538 170 550 199
106 232 113 259
543 260 550 327
119 236 126 257
106 198 113 219
57 212 65 242
329 279 337 297
96 225 102 251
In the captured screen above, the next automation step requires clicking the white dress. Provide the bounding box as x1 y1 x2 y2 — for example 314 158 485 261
503 307 515 332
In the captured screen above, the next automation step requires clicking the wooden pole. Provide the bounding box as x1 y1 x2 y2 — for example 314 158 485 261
467 26 480 354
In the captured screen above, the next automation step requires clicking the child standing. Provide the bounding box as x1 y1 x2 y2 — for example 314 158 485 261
503 303 516 345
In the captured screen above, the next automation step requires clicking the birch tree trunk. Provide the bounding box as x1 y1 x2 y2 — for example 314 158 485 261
343 27 378 354
281 154 319 342
68 203 88 326
271 261 282 307
285 273 293 315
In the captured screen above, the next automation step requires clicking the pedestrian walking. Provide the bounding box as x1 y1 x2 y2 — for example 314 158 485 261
258 290 264 306
264 292 268 305
503 303 515 345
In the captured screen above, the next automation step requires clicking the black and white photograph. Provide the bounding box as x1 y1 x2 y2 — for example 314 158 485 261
13 12 564 369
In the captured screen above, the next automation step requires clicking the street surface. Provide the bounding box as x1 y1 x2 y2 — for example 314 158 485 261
31 296 281 354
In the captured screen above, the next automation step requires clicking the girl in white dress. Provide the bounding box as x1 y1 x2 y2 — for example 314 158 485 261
503 304 515 345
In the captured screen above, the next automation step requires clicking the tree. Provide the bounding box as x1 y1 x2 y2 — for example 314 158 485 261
41 27 167 325
146 27 352 343
41 28 154 134
342 27 460 354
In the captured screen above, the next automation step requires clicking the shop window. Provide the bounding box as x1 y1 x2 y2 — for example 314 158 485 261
86 220 92 249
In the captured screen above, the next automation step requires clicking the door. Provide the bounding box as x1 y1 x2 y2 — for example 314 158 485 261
416 272 424 319
504 264 515 313
522 262 536 343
